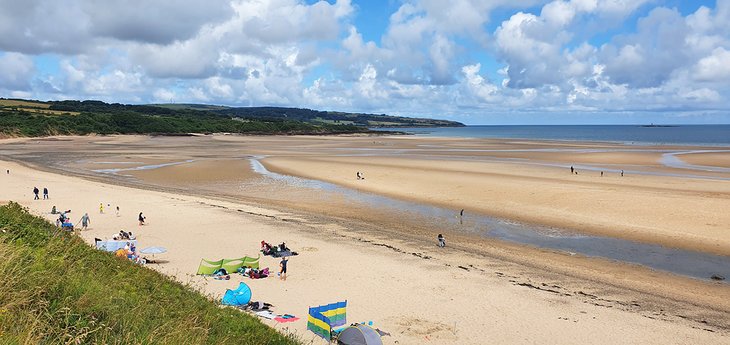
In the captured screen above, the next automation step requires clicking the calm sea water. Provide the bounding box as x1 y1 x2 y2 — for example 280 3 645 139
377 125 730 146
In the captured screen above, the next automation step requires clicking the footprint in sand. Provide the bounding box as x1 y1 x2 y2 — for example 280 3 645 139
393 317 458 340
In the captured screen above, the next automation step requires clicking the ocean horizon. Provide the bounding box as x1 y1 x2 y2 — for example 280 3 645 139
376 124 730 146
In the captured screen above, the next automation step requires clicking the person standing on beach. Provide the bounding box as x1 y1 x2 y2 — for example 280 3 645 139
33 187 39 200
600 171 604 177
438 234 446 248
43 187 48 199
621 170 624 177
279 257 288 281
570 166 574 174
116 206 120 217
99 203 104 214
79 213 90 230
138 212 146 226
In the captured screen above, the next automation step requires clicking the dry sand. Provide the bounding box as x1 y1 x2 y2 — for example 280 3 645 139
2 135 730 344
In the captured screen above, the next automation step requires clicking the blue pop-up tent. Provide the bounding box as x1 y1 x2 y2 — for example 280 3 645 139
221 282 252 306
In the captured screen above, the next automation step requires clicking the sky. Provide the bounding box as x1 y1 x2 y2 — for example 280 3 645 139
1 0 730 124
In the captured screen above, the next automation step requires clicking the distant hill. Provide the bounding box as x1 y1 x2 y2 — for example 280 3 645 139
151 103 465 128
0 98 373 137
0 98 462 138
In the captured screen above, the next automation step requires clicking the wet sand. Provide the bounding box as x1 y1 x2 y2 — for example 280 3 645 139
1 135 730 344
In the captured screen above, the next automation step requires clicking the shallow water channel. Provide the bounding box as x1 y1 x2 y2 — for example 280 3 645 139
250 157 730 283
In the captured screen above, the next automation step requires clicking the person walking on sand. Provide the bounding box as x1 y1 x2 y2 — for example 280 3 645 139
99 203 104 214
115 206 120 217
279 257 288 281
438 234 446 248
43 187 48 199
138 212 146 226
78 213 90 230
621 170 624 177
33 187 39 200
570 166 574 174
600 171 603 177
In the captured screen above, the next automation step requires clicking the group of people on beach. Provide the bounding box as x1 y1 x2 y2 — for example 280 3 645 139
570 165 625 177
114 241 148 265
260 241 290 280
32 186 49 200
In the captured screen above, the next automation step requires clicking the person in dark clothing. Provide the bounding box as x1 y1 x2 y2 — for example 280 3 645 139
279 257 288 281
138 212 146 225
570 166 574 174
33 187 39 200
437 234 446 247
43 187 48 199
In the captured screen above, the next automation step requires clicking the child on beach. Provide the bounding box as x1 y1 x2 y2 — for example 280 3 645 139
438 234 446 248
138 212 146 225
99 203 104 214
279 257 288 281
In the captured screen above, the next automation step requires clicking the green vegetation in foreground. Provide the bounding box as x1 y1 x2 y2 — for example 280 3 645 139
0 99 371 137
0 202 300 345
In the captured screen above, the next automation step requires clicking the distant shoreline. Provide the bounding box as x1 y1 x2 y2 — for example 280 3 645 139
374 124 730 146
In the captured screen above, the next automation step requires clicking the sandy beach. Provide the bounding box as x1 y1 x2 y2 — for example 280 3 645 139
1 135 730 344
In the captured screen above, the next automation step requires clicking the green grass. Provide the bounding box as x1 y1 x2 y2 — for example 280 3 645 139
0 202 301 345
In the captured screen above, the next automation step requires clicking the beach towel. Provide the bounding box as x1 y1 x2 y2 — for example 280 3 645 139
274 314 299 323
256 311 278 320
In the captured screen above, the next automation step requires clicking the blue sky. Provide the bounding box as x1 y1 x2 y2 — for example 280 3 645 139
1 0 729 124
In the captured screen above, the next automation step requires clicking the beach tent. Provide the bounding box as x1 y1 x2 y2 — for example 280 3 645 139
307 301 347 340
221 282 252 306
337 324 383 345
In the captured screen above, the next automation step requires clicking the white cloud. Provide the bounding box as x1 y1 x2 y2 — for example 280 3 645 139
0 53 35 90
0 0 231 54
0 0 729 121
694 47 730 82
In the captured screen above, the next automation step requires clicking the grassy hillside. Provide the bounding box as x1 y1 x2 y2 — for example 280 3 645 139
0 202 300 345
149 103 464 127
205 106 464 128
0 99 370 137
0 98 79 116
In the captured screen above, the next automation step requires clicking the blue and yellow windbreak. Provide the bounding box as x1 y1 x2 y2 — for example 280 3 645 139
307 300 347 339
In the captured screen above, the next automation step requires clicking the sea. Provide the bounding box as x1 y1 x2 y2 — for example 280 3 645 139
375 125 730 146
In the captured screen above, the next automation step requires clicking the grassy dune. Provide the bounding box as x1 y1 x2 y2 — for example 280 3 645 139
0 202 299 345
0 99 79 116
